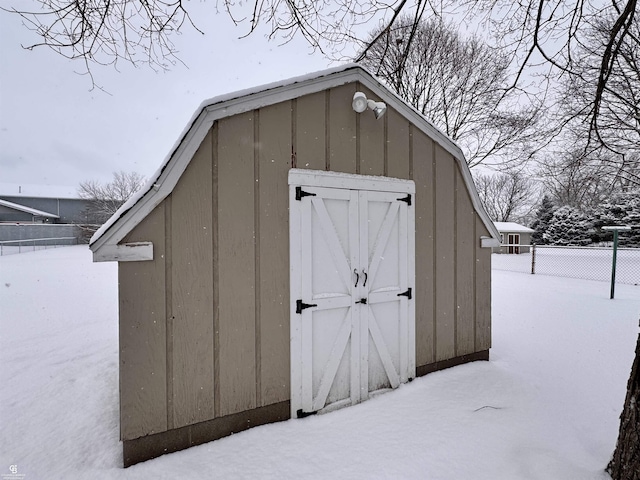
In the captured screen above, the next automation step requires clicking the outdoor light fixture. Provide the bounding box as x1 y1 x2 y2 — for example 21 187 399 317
352 92 387 119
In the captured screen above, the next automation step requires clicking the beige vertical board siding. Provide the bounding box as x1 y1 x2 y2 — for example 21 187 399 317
119 204 167 440
295 92 327 171
434 145 456 361
170 130 215 428
455 165 476 356
329 84 358 174
358 85 385 176
475 218 492 351
212 123 221 417
386 108 411 180
217 112 257 416
258 102 292 406
412 130 435 366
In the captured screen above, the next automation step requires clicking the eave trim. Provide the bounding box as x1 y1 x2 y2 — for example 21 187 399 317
92 242 153 262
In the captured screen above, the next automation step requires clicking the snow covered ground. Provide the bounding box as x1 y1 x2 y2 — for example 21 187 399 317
1 246 638 480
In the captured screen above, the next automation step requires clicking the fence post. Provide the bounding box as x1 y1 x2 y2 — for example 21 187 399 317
611 230 619 299
603 226 631 299
531 244 536 275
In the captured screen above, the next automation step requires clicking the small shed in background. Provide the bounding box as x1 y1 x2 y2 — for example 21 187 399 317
493 222 534 254
90 64 500 466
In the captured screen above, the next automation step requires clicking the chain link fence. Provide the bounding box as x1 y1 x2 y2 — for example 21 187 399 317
0 237 78 256
0 224 85 256
492 244 640 286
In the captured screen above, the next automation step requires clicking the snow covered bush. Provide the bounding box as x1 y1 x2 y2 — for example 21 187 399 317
544 205 592 246
593 191 640 247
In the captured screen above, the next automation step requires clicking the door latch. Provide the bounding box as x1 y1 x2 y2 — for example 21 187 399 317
356 298 367 305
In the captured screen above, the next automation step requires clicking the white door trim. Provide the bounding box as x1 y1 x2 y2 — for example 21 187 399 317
289 169 415 194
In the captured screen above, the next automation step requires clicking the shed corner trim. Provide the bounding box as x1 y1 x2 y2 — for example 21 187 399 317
92 242 154 262
480 236 500 248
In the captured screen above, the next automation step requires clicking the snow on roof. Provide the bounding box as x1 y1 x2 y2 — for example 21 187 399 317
0 183 79 199
494 222 534 233
0 199 60 218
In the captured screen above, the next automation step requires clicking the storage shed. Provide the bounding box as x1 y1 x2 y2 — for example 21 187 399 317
90 64 501 467
493 222 534 254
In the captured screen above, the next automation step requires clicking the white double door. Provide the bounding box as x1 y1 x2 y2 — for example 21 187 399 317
290 172 415 418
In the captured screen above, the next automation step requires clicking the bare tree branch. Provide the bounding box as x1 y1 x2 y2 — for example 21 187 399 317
553 8 640 186
5 0 638 166
3 0 202 86
358 16 546 169
473 170 538 222
77 170 144 227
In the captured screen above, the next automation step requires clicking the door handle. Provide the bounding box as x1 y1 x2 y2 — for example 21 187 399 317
354 268 360 287
362 270 367 287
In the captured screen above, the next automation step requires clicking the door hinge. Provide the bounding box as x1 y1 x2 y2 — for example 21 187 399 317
296 186 316 201
397 194 412 205
397 288 412 300
297 408 318 418
296 299 318 314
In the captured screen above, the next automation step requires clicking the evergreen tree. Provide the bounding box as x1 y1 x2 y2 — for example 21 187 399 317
544 206 592 246
530 195 556 245
593 191 640 247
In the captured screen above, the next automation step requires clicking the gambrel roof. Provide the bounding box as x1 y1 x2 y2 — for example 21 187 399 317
90 64 500 261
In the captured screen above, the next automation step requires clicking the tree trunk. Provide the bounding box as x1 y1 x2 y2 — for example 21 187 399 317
607 331 640 480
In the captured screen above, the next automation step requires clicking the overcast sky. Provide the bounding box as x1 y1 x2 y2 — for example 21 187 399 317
0 2 332 190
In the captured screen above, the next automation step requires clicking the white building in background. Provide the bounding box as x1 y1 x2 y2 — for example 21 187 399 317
493 222 534 254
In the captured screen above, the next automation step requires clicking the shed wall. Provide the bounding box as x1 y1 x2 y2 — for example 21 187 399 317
169 129 215 427
117 81 492 444
119 204 167 440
